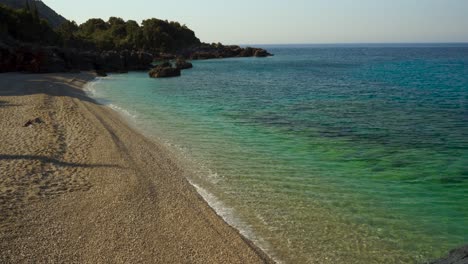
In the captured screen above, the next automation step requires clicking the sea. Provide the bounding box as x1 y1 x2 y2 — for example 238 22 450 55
85 44 468 263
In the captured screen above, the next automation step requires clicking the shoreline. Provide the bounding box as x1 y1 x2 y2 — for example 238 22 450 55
0 72 274 263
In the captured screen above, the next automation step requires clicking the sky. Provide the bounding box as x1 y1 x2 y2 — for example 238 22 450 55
44 0 468 45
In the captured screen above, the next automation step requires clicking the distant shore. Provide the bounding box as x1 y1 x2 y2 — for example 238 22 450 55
0 72 273 263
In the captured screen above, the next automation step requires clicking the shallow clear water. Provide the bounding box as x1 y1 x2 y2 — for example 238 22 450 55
86 44 468 263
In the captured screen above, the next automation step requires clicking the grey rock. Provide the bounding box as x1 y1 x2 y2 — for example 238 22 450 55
149 62 181 78
430 245 468 264
175 58 193 70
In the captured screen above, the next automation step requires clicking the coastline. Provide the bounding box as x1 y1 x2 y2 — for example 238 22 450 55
0 72 274 263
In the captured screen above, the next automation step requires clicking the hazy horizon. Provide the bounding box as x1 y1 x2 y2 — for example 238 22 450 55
45 0 468 45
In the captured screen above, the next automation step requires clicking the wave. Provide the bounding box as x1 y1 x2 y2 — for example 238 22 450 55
83 78 102 97
107 104 138 119
187 180 279 263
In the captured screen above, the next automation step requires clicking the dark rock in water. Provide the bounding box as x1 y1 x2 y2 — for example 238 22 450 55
429 245 468 264
158 62 172 68
240 47 255 57
175 58 193 70
240 47 272 57
254 49 271 57
149 62 181 78
182 43 273 60
190 52 218 60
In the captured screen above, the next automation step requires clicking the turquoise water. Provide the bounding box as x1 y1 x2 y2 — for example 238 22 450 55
86 44 468 263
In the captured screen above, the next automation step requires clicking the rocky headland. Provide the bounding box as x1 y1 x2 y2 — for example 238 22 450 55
0 40 272 76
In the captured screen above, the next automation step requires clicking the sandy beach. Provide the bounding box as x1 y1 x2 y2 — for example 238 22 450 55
0 73 273 263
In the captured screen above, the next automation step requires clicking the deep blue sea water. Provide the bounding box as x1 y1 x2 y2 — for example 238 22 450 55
86 44 468 263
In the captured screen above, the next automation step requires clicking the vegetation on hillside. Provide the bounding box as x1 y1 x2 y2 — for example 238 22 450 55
1 3 200 53
0 3 60 45
58 17 200 52
0 0 67 28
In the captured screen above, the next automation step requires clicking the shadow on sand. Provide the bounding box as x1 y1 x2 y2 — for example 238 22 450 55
0 72 100 106
0 154 123 169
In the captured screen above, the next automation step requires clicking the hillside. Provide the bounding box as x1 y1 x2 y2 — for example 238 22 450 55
0 0 67 28
0 1 271 74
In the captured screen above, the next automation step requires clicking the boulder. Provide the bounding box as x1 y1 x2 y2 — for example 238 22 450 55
158 62 172 68
175 58 193 70
149 62 181 78
429 245 468 264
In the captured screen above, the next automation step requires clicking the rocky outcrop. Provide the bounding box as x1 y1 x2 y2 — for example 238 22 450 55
97 51 126 73
180 44 272 60
175 58 193 70
0 42 154 74
253 49 270 57
148 62 181 78
154 53 177 61
126 51 154 71
0 44 65 73
1 40 270 74
429 245 468 264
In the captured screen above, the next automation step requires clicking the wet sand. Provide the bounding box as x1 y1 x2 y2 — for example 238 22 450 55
0 73 273 263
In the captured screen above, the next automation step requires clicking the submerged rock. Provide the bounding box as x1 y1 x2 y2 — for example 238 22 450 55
429 245 468 264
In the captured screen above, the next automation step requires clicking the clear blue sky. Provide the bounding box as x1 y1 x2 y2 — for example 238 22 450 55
45 0 468 44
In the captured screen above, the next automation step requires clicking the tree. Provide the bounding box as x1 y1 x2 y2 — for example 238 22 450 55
1 4 201 53
79 18 108 36
56 20 79 47
0 4 59 45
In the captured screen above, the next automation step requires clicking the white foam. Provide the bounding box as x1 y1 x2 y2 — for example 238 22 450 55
84 78 138 121
188 180 280 263
83 77 103 97
108 104 138 119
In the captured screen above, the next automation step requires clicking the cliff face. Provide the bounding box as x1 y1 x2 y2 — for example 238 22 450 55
0 43 154 73
0 0 67 28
